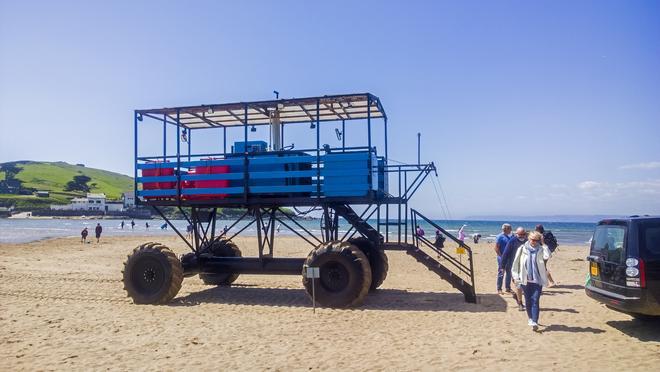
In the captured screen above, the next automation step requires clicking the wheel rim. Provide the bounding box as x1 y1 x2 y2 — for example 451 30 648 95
131 256 166 295
320 261 350 292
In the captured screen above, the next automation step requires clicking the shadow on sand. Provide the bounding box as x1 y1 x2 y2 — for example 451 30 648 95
542 290 572 296
540 324 605 334
170 286 507 312
550 284 584 290
606 318 660 342
541 307 580 314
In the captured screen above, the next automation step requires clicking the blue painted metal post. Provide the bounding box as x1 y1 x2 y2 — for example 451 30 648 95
223 126 227 154
316 99 320 197
384 116 388 165
342 119 345 152
176 109 181 201
367 96 372 195
367 96 372 152
134 111 138 205
188 130 192 161
243 104 249 201
384 115 389 241
163 114 167 161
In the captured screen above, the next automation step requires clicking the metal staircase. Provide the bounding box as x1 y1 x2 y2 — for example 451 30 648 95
332 204 384 244
409 209 477 303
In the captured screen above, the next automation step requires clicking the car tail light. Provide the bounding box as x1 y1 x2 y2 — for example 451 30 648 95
625 257 646 288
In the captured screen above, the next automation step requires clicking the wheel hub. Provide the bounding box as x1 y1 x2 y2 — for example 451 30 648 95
131 256 165 295
320 261 349 292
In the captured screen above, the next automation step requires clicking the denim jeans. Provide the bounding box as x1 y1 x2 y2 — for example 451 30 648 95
496 256 512 291
522 282 543 323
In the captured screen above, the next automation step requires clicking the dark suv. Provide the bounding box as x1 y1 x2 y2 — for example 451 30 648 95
586 216 660 317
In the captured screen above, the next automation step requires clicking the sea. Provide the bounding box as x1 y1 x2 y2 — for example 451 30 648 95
0 218 595 245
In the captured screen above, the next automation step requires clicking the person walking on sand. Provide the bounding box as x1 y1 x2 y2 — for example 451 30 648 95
502 227 527 311
95 223 103 243
494 223 512 294
81 227 88 243
458 224 467 242
120 220 125 229
415 225 425 238
131 219 135 230
434 229 446 249
511 230 551 331
536 224 557 287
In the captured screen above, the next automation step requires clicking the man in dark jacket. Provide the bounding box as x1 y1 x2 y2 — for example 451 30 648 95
536 224 557 286
501 226 527 310
95 223 103 243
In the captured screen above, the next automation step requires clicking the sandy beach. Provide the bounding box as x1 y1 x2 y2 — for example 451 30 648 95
1 236 658 371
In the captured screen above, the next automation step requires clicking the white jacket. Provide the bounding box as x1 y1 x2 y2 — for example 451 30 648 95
511 242 551 286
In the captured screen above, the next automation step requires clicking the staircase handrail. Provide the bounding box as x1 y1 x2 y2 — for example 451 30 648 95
410 209 476 293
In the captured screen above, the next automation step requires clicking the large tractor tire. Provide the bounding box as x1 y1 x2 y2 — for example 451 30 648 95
199 239 242 286
302 241 372 308
349 237 389 291
122 242 183 304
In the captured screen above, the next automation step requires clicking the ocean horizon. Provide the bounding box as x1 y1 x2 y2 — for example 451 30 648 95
0 217 595 245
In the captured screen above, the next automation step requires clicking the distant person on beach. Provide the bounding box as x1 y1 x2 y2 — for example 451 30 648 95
120 220 125 229
223 225 229 234
276 224 281 234
472 233 482 244
81 227 88 243
186 224 193 239
494 223 513 294
434 229 446 248
536 224 557 287
131 219 135 229
145 222 149 230
511 230 551 331
415 225 425 238
160 223 167 230
458 225 467 242
95 223 103 243
502 227 527 311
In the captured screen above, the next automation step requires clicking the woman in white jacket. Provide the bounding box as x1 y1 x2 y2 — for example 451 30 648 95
511 230 551 330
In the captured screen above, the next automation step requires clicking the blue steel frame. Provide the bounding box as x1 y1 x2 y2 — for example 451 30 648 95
133 93 435 252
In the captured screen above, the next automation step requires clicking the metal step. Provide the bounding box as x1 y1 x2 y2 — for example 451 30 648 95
406 247 477 303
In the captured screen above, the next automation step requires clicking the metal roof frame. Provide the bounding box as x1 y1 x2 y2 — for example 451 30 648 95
136 93 386 129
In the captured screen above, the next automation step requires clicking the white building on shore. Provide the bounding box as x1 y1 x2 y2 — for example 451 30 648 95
122 191 135 209
51 193 124 212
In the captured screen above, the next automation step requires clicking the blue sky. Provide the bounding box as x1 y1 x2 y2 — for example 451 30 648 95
1 0 658 218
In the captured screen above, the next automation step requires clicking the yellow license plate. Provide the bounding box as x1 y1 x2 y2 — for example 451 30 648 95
590 262 599 276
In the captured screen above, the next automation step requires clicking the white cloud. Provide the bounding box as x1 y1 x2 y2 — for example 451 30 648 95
577 181 601 190
619 161 660 170
576 179 660 199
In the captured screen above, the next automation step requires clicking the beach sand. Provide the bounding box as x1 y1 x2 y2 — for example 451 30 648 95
1 236 658 371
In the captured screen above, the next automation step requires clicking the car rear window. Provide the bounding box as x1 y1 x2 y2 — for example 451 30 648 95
591 225 626 264
640 222 660 259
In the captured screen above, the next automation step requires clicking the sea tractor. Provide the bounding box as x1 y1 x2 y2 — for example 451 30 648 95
123 93 476 307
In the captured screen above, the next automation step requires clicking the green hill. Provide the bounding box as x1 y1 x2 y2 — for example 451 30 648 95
0 161 133 210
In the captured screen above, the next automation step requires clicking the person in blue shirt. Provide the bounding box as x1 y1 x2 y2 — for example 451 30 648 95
494 223 512 294
502 227 528 310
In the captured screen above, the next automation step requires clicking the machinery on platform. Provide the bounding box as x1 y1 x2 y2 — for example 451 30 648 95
123 93 476 307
